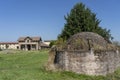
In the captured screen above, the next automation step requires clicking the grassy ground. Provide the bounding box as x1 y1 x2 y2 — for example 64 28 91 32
0 50 120 80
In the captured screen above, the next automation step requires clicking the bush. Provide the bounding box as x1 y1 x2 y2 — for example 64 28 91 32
49 40 57 47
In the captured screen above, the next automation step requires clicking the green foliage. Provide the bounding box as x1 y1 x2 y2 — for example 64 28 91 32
55 38 66 50
49 38 66 49
56 38 65 45
95 27 113 42
49 40 57 47
58 3 113 42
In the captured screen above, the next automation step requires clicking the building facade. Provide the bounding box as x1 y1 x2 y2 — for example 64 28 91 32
0 42 19 50
0 36 42 51
18 36 42 51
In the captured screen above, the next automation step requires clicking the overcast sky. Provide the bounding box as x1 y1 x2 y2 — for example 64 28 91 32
0 0 120 41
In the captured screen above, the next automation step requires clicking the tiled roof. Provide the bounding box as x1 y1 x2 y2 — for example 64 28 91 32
31 37 41 41
17 37 26 41
18 36 42 41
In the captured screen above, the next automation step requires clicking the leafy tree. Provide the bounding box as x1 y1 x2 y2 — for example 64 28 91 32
58 3 113 42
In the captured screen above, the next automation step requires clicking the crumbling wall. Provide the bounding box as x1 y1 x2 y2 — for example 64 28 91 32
47 32 120 75
53 50 120 75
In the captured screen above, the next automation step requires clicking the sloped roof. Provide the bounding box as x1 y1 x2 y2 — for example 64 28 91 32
18 36 42 42
18 37 26 41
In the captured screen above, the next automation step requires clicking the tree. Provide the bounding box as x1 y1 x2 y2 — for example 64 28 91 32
58 3 113 42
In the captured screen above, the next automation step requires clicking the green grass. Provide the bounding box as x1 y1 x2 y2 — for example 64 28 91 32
0 50 120 80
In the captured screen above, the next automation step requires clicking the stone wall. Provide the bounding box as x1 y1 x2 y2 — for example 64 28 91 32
54 50 120 75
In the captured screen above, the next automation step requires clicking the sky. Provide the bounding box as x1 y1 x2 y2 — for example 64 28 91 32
0 0 120 42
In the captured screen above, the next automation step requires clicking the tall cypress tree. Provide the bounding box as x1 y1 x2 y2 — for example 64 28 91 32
58 3 113 42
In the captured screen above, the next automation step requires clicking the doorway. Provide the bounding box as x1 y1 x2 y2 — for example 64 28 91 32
27 45 31 50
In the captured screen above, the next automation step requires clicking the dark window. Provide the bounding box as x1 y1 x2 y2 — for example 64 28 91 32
32 45 36 49
27 40 29 43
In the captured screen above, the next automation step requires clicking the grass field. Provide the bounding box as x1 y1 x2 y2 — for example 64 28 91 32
0 50 120 80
